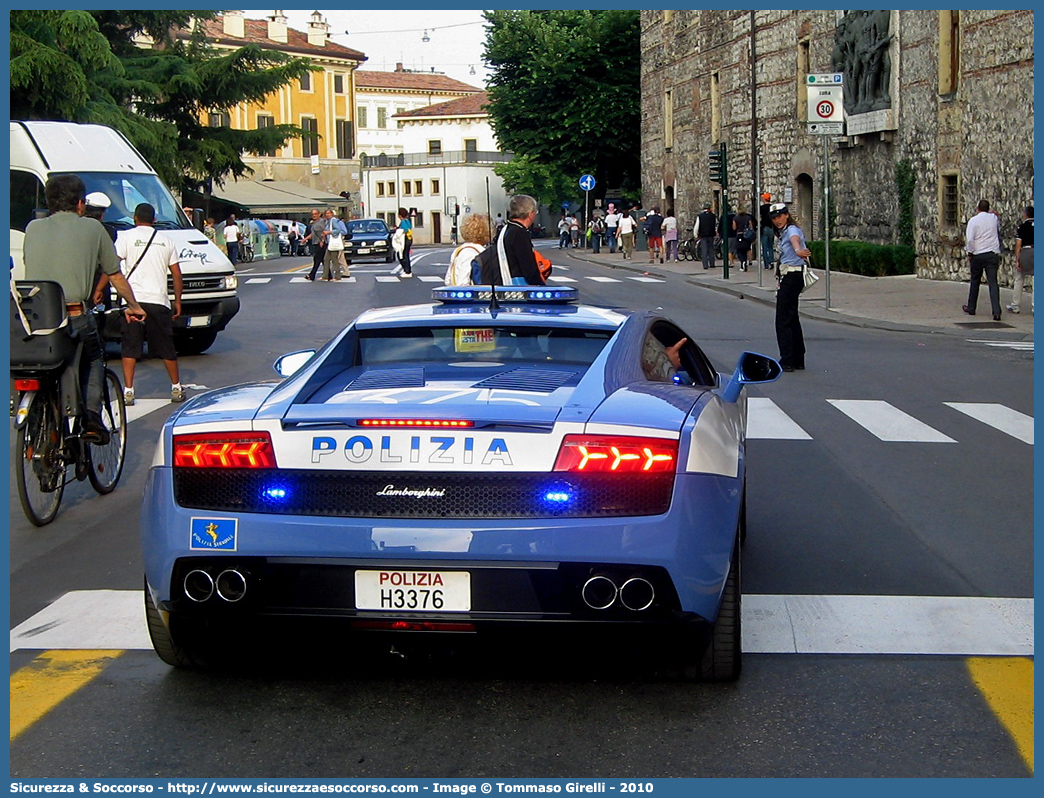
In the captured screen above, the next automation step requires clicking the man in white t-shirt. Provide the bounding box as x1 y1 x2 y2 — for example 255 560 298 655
107 202 186 404
604 203 622 253
223 214 240 264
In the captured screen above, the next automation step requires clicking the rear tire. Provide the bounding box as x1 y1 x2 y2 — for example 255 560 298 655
682 534 741 681
144 577 210 669
15 391 65 526
174 329 218 356
88 369 126 494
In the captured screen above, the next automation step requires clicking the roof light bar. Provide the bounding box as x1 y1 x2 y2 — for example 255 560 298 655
432 286 578 304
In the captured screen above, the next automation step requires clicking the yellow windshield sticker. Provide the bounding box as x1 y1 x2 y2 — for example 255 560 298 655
455 328 496 352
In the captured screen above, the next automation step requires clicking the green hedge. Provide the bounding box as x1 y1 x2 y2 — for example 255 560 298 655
807 240 917 276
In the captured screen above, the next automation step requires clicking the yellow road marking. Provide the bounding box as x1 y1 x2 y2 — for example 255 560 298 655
967 657 1034 773
10 650 123 740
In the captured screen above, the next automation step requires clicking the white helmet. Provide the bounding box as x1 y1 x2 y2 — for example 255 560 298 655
85 192 111 209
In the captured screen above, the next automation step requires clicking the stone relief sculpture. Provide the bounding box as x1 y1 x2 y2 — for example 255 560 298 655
833 10 894 115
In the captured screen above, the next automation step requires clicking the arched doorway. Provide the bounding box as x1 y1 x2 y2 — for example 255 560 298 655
796 173 814 234
664 185 675 215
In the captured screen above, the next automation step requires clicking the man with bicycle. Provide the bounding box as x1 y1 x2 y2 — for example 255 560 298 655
22 174 146 442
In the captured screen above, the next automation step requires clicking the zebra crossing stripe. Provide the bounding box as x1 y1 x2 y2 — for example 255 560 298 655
374 275 401 282
747 397 812 440
548 276 578 283
745 594 1033 655
124 398 170 424
417 275 443 282
586 276 622 283
289 277 312 283
827 399 956 443
630 277 666 283
968 339 1035 351
245 277 271 284
944 403 1034 445
9 591 1033 656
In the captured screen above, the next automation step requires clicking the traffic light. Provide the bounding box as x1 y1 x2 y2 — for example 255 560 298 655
709 146 725 182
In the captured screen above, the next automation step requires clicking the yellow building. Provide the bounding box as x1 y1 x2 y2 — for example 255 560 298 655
187 11 367 215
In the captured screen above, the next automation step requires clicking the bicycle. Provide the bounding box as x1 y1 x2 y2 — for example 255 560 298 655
678 237 700 261
11 282 128 526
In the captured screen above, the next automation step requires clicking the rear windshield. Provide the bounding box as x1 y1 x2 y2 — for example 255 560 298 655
358 326 612 366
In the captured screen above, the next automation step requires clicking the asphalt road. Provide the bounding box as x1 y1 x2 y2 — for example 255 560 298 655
8 245 1034 779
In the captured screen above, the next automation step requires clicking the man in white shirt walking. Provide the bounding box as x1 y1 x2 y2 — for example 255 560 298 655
102 202 186 403
223 215 240 264
963 199 1003 321
604 203 622 254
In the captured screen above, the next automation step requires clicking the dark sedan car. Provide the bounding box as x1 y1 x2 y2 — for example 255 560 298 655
344 218 394 263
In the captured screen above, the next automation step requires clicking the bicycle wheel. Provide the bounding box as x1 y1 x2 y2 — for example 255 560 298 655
15 389 66 526
87 369 127 494
240 243 254 263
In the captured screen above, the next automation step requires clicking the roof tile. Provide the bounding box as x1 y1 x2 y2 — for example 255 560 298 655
394 92 490 119
355 70 483 94
197 16 366 60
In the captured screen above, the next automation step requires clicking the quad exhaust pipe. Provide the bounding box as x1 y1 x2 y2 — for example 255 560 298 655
581 575 655 611
183 568 247 603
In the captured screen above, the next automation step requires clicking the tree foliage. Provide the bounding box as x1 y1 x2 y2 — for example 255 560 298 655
10 11 318 195
482 10 640 208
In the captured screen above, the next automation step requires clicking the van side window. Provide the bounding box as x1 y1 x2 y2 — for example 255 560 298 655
11 170 44 233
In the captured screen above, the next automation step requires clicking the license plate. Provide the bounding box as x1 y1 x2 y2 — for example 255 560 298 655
187 316 210 328
358 248 371 254
355 570 470 612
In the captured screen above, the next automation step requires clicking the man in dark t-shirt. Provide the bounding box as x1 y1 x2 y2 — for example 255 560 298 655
643 207 664 263
695 204 717 270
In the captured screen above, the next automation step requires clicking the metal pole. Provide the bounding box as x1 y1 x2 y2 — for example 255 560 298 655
721 142 729 280
485 177 491 235
756 154 763 289
823 136 831 309
585 189 590 248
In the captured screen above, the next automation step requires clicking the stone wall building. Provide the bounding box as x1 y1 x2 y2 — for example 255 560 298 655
640 10 1033 283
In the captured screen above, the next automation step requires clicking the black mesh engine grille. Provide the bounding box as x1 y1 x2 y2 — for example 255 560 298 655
173 469 674 518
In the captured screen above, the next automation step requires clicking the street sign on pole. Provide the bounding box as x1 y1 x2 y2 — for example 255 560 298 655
806 73 843 136
805 74 842 310
579 175 596 239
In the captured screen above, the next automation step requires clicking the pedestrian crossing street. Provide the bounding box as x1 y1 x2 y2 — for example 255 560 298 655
242 273 667 285
9 589 1034 655
747 397 1032 445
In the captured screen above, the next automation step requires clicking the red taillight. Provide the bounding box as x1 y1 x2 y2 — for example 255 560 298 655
358 419 474 428
553 434 678 473
15 379 40 392
172 432 277 469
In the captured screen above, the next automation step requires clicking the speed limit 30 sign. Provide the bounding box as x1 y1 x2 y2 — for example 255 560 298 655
808 86 843 122
806 73 843 123
815 99 836 119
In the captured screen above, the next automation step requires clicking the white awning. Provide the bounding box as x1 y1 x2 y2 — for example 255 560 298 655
210 179 346 215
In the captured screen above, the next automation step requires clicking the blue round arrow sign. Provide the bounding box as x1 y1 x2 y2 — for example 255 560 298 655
579 174 596 191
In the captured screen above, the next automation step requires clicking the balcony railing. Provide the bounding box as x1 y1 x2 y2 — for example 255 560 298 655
361 150 513 168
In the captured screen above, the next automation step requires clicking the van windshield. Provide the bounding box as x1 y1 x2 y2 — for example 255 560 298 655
73 172 189 231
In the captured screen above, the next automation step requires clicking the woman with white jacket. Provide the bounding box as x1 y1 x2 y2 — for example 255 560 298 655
445 213 492 285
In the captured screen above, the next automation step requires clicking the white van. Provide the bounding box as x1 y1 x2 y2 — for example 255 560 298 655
10 120 240 355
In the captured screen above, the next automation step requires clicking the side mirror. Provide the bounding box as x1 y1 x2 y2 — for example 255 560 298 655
721 351 781 403
273 349 317 378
